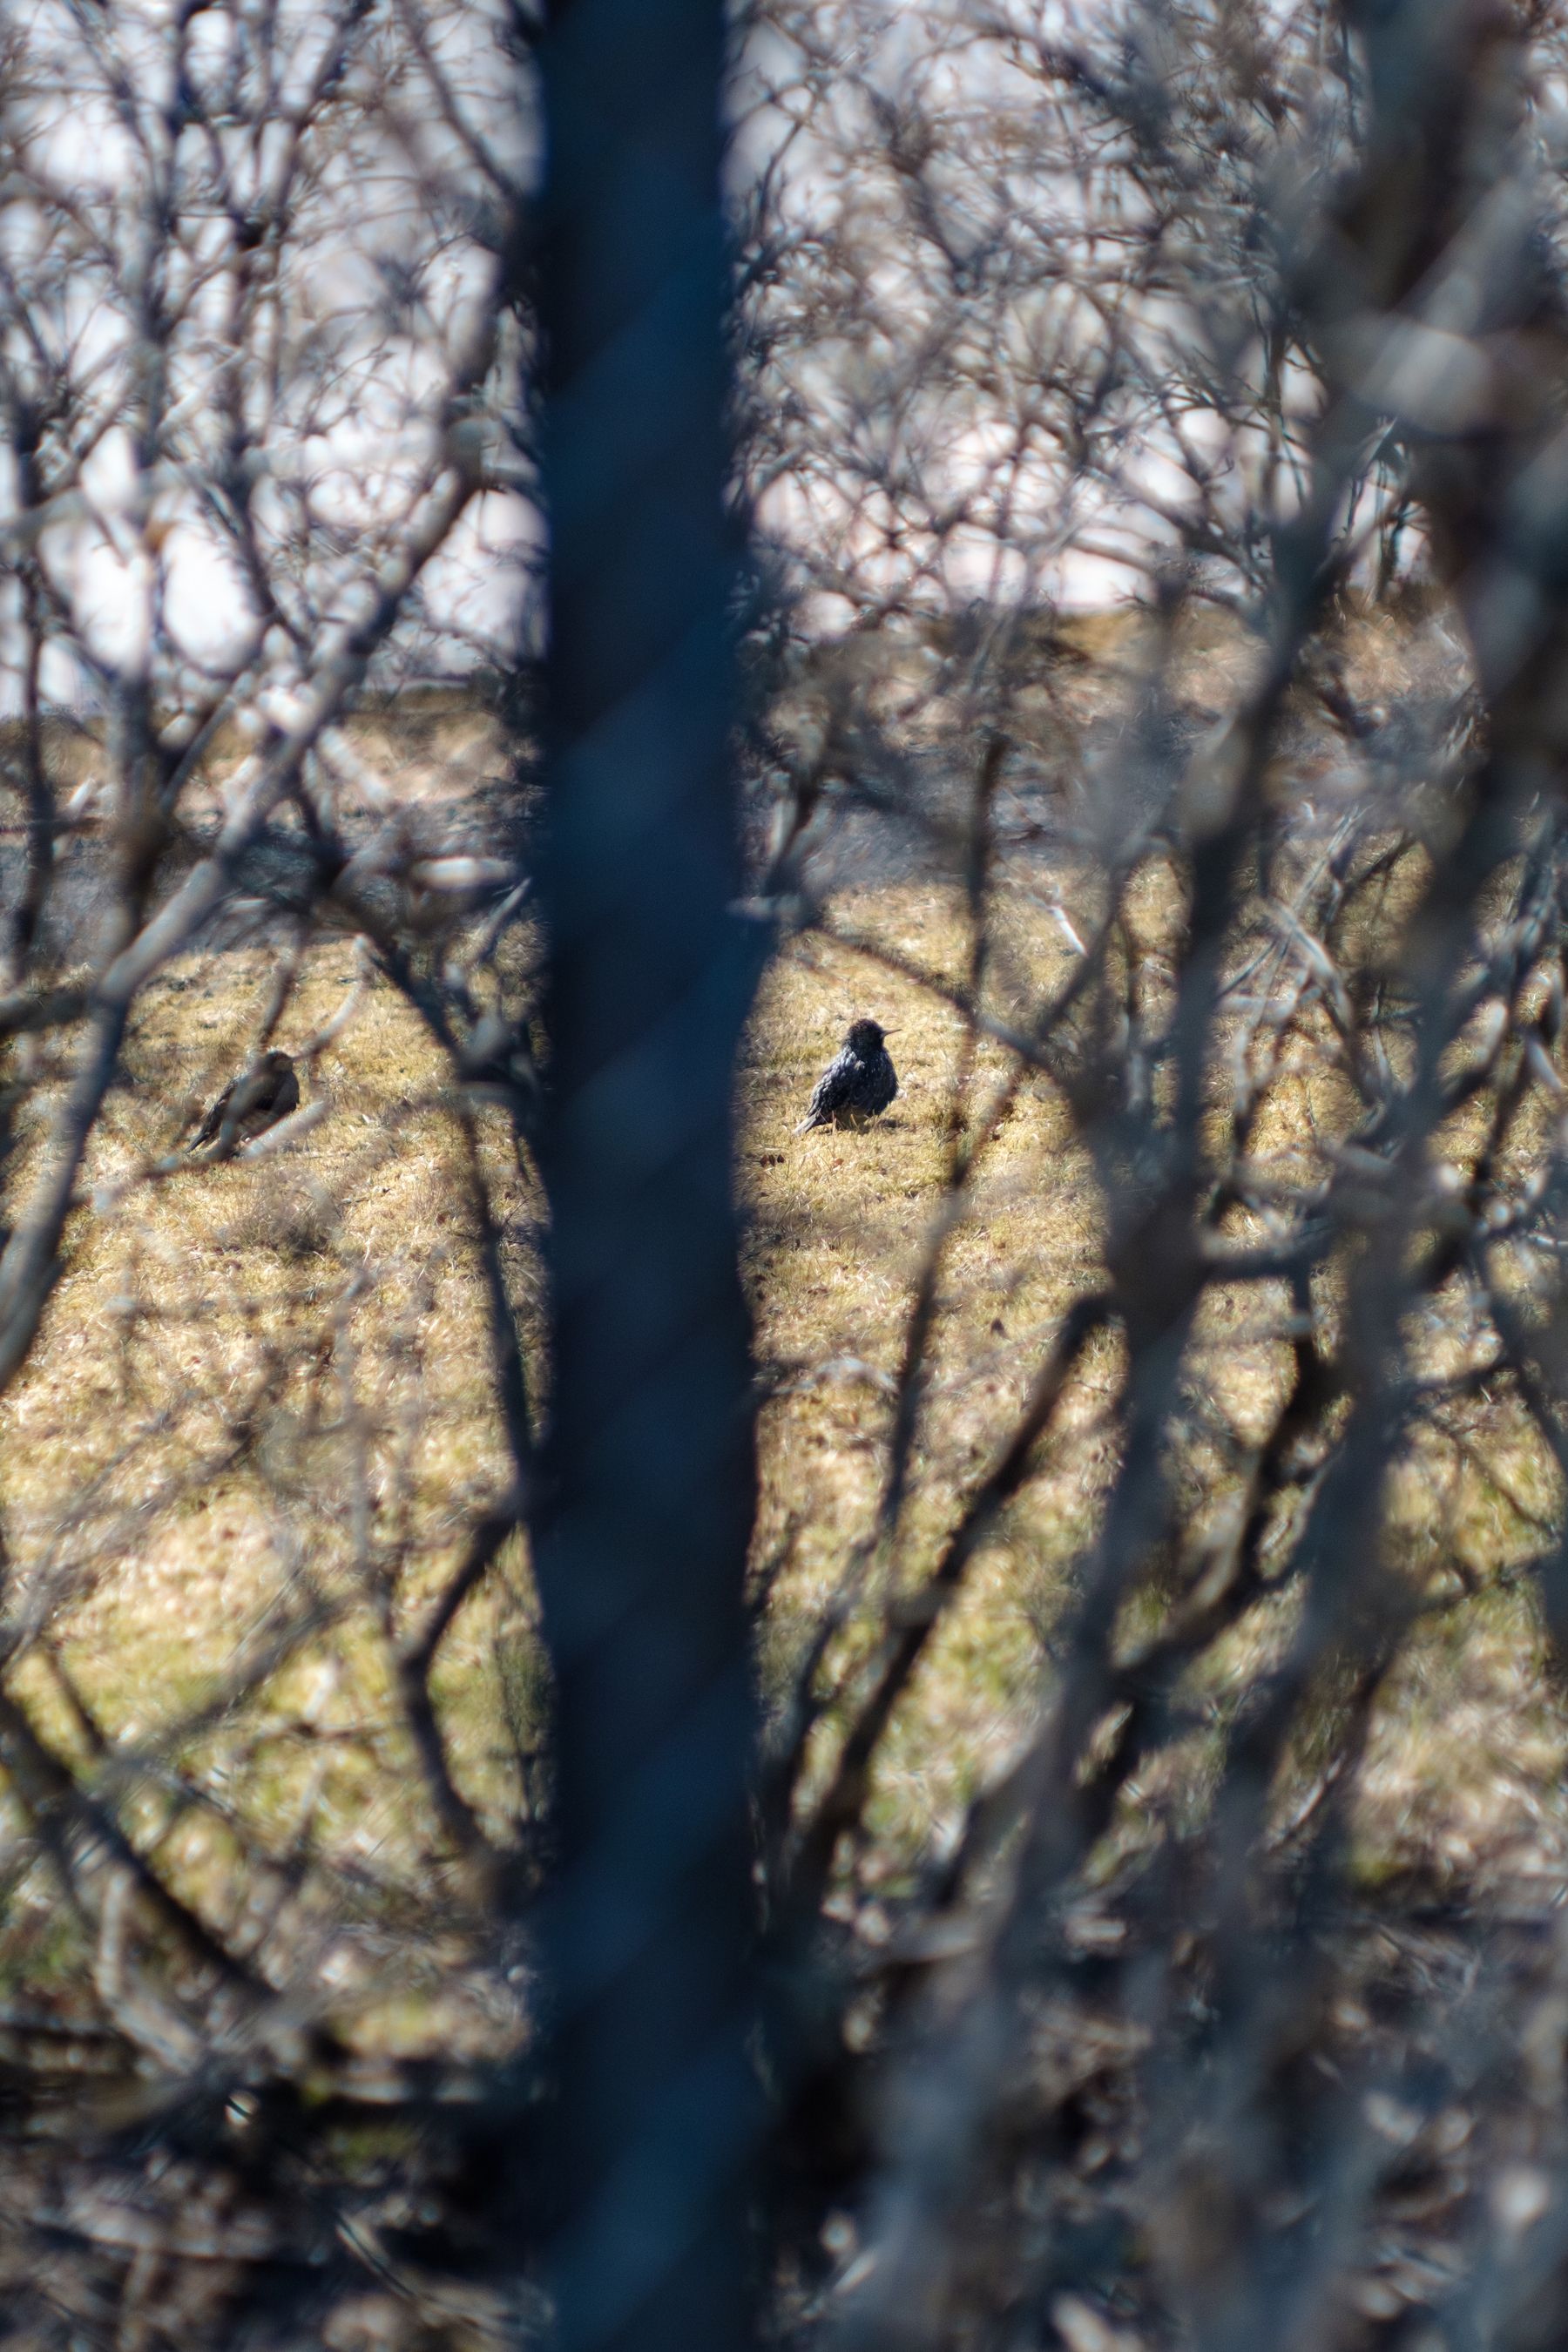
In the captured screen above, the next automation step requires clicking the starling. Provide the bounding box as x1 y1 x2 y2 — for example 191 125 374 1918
796 1018 897 1133
190 1049 301 1157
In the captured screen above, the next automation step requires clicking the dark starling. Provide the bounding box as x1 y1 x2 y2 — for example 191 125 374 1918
190 1049 301 1157
796 1018 897 1134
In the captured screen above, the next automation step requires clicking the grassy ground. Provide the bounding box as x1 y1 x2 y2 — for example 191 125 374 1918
0 934 539 2047
3 639 1566 2058
743 882 1113 1848
741 878 1568 1901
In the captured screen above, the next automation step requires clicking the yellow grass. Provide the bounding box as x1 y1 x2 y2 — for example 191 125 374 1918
1 711 1565 2041
743 882 1116 1842
0 935 538 2044
741 869 1568 1887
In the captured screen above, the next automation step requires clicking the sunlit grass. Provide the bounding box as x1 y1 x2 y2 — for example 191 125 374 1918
0 686 1565 2044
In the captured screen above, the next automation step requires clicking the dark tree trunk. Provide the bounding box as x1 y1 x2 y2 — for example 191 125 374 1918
531 5 760 2350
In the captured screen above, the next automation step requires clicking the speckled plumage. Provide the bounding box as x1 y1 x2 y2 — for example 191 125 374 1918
797 1018 897 1133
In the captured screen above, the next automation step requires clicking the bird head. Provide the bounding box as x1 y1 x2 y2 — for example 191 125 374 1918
846 1017 889 1054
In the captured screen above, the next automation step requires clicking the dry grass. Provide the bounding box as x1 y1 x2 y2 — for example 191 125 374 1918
743 882 1113 1847
740 867 1568 1897
0 933 540 2045
2 661 1565 2050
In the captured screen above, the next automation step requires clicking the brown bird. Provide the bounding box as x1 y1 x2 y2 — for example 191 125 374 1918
190 1049 301 1158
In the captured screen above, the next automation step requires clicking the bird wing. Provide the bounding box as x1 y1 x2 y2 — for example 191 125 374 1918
191 1078 235 1148
232 1059 300 1138
798 1049 855 1132
192 1058 300 1152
